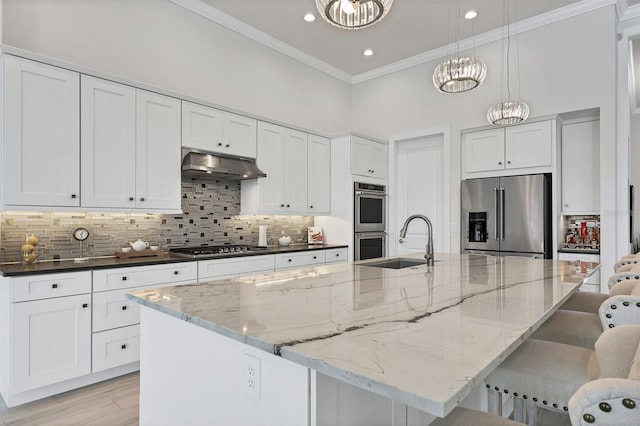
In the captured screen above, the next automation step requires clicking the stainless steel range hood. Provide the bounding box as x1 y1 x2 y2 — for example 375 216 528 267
181 147 266 181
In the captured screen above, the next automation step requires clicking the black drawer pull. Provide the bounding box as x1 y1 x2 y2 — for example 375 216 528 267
310 205 314 209
286 204 290 207
140 197 145 202
122 276 127 281
71 194 77 199
122 305 127 311
218 142 223 146
82 303 88 308
225 144 230 148
129 197 134 201
174 271 179 275
52 283 58 289
336 253 340 257
121 344 127 350
288 259 292 262
313 256 317 259
281 204 285 207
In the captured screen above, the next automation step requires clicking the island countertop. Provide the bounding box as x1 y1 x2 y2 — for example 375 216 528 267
127 253 594 417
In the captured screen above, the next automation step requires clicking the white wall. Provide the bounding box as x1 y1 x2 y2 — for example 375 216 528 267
1 0 351 136
351 6 618 271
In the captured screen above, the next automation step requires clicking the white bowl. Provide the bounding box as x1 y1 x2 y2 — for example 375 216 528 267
121 247 131 253
150 246 159 251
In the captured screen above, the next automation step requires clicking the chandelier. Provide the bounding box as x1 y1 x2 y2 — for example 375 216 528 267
315 0 393 30
432 0 486 93
487 0 529 125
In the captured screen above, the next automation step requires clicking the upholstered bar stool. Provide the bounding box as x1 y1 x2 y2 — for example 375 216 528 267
486 325 640 425
569 325 640 425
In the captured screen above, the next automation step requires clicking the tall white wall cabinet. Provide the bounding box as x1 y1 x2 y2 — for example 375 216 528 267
561 119 600 213
2 55 81 207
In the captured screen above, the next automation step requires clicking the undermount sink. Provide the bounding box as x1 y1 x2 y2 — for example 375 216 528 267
361 258 432 269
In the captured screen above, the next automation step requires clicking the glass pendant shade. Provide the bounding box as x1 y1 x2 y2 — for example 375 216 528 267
433 56 487 93
487 101 530 125
315 0 393 29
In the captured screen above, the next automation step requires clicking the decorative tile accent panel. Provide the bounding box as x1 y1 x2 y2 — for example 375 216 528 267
0 180 314 262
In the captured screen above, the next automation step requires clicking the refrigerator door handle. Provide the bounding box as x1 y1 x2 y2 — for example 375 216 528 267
494 187 500 240
500 187 506 241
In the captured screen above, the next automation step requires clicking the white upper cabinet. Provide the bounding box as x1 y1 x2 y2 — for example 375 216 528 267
462 121 553 175
351 136 387 180
182 101 257 158
561 119 600 213
3 55 80 207
81 76 181 211
135 90 182 210
307 135 331 214
241 122 329 215
81 75 136 209
505 121 552 169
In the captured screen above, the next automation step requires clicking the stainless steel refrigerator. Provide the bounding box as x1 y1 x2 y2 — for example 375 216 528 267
461 174 551 258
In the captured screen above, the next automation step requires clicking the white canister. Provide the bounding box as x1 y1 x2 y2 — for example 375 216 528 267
258 225 268 247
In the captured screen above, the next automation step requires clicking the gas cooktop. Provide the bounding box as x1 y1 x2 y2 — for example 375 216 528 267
169 245 268 258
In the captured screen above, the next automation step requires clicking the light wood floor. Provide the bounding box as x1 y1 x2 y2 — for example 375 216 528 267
0 373 139 426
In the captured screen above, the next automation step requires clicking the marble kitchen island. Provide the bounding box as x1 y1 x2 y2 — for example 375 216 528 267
127 253 594 425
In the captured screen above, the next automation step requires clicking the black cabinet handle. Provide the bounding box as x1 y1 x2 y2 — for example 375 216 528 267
313 256 317 259
174 270 179 275
507 161 511 164
281 204 285 207
310 205 314 209
225 144 230 148
82 303 88 308
71 194 77 199
336 253 340 257
286 204 290 208
140 197 145 202
122 305 127 311
122 276 127 281
498 161 502 165
52 283 58 289
288 259 292 262
218 142 223 146
129 197 134 201
371 170 374 173
121 344 127 350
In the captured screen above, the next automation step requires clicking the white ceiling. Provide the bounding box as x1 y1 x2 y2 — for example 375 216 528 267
198 0 585 76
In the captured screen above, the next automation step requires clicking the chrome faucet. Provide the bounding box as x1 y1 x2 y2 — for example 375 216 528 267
399 214 434 265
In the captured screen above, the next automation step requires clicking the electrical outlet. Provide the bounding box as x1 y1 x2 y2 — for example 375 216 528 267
244 354 261 399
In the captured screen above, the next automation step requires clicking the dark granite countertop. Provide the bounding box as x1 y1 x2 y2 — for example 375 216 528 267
0 244 348 277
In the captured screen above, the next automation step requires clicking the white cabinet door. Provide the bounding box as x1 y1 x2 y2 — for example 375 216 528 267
369 141 388 179
3 55 80 207
462 129 505 173
11 294 91 393
135 90 182 210
181 101 223 152
256 121 287 212
284 129 308 213
505 120 552 169
561 120 600 213
307 135 331 214
351 136 387 179
223 112 257 158
81 76 136 208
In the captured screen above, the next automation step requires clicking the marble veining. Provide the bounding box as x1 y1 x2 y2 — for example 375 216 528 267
127 253 593 417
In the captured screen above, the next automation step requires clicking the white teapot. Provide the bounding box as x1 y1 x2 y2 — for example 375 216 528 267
129 239 149 252
278 235 292 247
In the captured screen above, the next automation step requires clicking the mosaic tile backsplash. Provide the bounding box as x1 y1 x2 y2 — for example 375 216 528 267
0 180 314 263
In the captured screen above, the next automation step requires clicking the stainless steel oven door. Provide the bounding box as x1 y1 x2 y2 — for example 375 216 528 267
354 191 386 233
354 232 386 261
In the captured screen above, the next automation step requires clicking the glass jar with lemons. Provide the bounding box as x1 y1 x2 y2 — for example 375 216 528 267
21 234 39 264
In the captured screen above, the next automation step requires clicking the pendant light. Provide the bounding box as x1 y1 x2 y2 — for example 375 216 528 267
433 0 487 93
487 0 529 125
315 0 393 30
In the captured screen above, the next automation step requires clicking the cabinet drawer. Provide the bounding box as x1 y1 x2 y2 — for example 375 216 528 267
11 271 92 302
198 255 275 281
324 248 348 264
92 325 140 373
93 262 197 292
275 251 325 270
92 282 177 332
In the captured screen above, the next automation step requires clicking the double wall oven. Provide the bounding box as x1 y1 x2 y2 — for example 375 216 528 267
354 182 386 261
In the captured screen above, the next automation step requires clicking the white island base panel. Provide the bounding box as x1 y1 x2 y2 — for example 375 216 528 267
139 307 488 426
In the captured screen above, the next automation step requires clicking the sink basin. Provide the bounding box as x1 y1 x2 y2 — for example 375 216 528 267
361 258 431 269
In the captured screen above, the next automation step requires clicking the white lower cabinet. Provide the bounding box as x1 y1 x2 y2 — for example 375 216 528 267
324 248 348 264
11 293 92 394
198 255 276 282
92 325 140 373
275 251 326 270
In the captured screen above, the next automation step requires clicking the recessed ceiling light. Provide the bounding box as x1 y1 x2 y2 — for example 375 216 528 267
464 10 478 20
304 13 316 22
363 49 374 56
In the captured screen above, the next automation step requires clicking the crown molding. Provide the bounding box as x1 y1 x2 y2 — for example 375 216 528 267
171 0 616 86
168 0 353 84
352 0 616 83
